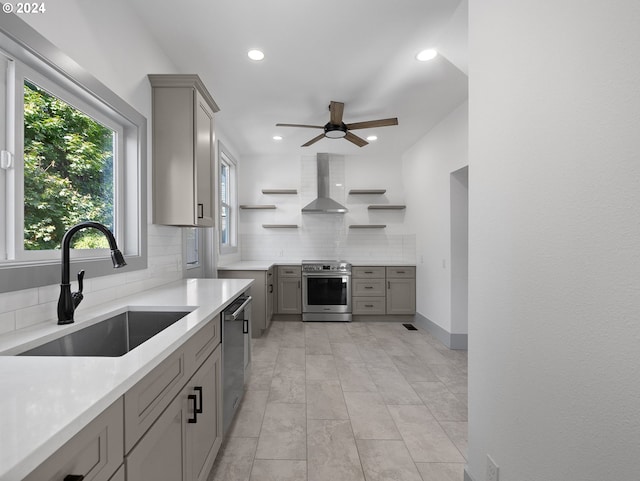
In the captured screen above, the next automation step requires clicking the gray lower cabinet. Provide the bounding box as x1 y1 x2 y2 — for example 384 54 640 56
218 268 273 337
276 266 301 314
352 266 416 316
126 345 222 481
386 267 416 315
23 398 124 481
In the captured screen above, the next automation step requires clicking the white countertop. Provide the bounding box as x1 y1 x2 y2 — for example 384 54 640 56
0 278 253 481
217 260 416 270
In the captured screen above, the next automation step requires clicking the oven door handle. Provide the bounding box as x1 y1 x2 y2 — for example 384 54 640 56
231 296 253 320
302 273 352 277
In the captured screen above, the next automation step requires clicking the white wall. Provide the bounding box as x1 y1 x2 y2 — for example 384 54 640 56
468 1 640 480
402 101 468 335
0 1 185 334
229 152 415 263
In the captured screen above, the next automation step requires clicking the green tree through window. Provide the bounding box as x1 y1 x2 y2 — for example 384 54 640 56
23 80 115 250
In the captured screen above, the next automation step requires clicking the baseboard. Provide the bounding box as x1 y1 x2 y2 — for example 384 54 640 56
464 467 475 481
413 312 468 350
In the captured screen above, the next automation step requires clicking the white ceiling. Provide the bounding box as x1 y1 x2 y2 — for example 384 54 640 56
128 0 468 158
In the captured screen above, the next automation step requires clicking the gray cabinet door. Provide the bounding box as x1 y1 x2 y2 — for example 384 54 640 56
126 393 188 481
194 91 214 227
187 346 223 481
278 277 301 314
386 278 416 315
266 267 274 326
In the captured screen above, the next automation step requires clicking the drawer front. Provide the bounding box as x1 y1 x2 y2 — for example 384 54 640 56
278 265 301 278
352 297 386 315
124 346 187 453
185 318 219 368
352 266 385 278
386 266 416 278
25 398 124 481
352 278 386 297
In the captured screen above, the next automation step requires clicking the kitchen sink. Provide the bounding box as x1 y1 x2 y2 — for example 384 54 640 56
18 309 192 357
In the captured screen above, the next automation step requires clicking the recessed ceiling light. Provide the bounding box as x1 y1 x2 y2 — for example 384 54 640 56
273 135 283 141
248 49 265 61
416 49 438 62
366 135 378 141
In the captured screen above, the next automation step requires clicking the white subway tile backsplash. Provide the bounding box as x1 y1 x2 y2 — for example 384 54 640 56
0 312 15 335
0 288 39 314
15 301 57 330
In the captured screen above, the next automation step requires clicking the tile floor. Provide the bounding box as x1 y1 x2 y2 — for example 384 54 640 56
209 320 468 481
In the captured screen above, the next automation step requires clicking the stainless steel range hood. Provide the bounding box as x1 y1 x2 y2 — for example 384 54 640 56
302 153 348 213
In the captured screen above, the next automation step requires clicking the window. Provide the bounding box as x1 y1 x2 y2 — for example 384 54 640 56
218 142 237 254
21 78 119 254
185 228 200 267
0 17 147 293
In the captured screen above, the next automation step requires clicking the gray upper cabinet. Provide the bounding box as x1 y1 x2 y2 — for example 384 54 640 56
149 74 219 227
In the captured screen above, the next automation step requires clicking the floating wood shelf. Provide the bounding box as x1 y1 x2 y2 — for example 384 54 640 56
261 189 298 194
349 189 386 195
368 205 406 210
262 224 299 229
240 205 276 210
349 225 387 229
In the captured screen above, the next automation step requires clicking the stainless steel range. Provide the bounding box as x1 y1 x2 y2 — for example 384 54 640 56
302 260 352 322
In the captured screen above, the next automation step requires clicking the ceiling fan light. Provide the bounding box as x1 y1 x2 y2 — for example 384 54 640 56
247 49 265 61
366 135 378 141
325 130 347 139
273 135 283 141
416 49 438 62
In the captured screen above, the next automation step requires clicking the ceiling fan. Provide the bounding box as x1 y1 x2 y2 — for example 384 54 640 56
276 101 398 147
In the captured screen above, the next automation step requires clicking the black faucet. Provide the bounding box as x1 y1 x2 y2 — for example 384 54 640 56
57 221 127 325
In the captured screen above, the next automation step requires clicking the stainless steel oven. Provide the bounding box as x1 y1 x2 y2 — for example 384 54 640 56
302 260 352 322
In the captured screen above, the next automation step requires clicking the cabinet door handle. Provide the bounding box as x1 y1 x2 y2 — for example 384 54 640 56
64 476 85 481
388 281 391 289
297 280 301 289
194 386 203 414
243 319 248 334
269 284 273 293
197 203 204 219
188 394 198 423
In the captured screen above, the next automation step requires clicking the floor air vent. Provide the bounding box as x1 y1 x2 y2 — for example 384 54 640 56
403 323 418 331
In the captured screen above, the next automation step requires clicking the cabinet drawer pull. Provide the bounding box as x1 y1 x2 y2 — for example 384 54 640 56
194 386 203 414
64 476 85 481
188 394 198 423
365 304 374 308
197 203 204 219
364 286 373 289
364 271 373 274
396 270 405 274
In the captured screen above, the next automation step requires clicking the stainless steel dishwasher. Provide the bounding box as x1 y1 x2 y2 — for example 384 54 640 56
221 294 252 434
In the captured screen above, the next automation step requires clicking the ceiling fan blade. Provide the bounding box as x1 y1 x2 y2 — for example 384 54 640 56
329 101 345 125
276 123 324 129
302 133 326 147
344 131 368 147
346 117 399 130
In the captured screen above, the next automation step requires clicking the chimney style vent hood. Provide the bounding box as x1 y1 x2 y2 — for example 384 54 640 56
302 154 348 213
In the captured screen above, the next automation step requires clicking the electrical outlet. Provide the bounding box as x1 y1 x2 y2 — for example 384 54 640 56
487 455 499 481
